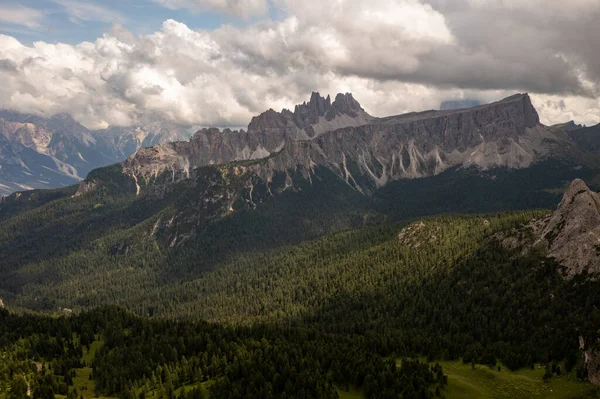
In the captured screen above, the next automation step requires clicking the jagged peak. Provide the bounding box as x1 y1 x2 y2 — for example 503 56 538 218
245 92 370 132
331 93 364 117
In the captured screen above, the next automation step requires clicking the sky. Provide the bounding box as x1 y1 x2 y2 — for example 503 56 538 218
0 0 599 129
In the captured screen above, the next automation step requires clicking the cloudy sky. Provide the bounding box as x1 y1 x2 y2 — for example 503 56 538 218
0 0 599 129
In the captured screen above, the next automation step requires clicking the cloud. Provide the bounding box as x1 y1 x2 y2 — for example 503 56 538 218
0 0 599 129
154 0 269 18
50 0 125 24
0 4 44 29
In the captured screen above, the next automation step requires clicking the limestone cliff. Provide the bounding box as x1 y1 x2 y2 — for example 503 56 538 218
122 92 570 194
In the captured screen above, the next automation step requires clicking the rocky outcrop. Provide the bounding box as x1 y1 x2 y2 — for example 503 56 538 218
72 179 98 197
541 179 600 276
495 178 600 278
123 92 570 194
580 336 600 385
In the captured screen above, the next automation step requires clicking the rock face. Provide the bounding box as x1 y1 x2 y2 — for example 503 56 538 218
542 179 600 276
580 336 600 386
124 92 571 193
0 111 193 195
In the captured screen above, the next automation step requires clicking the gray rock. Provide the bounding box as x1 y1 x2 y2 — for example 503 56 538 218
542 179 600 276
123 92 571 194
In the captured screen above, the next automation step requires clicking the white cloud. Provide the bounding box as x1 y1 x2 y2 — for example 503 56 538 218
0 0 599 129
154 0 269 18
0 4 44 29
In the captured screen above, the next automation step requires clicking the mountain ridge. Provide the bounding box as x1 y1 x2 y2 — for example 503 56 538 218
121 92 572 196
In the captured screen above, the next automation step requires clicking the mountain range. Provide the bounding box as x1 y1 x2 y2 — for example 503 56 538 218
2 92 600 397
0 110 194 195
2 92 600 250
3 92 599 199
122 92 578 195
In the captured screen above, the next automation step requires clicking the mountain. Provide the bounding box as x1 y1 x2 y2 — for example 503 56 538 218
439 99 481 110
123 93 572 196
552 120 584 131
0 111 194 195
95 121 196 159
566 122 600 153
2 92 594 255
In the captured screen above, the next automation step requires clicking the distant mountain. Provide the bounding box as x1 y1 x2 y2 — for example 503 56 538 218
440 99 481 110
552 120 584 131
0 111 194 195
565 122 600 152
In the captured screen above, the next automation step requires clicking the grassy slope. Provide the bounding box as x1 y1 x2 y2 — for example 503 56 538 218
437 361 599 399
67 338 116 399
336 386 365 399
338 361 600 399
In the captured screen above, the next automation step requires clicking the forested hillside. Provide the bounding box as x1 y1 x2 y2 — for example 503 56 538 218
0 158 592 312
1 210 600 398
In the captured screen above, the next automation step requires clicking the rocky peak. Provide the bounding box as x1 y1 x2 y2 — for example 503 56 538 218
247 92 372 134
542 179 600 276
294 92 332 122
294 92 367 124
331 93 364 118
247 108 293 132
503 93 539 128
